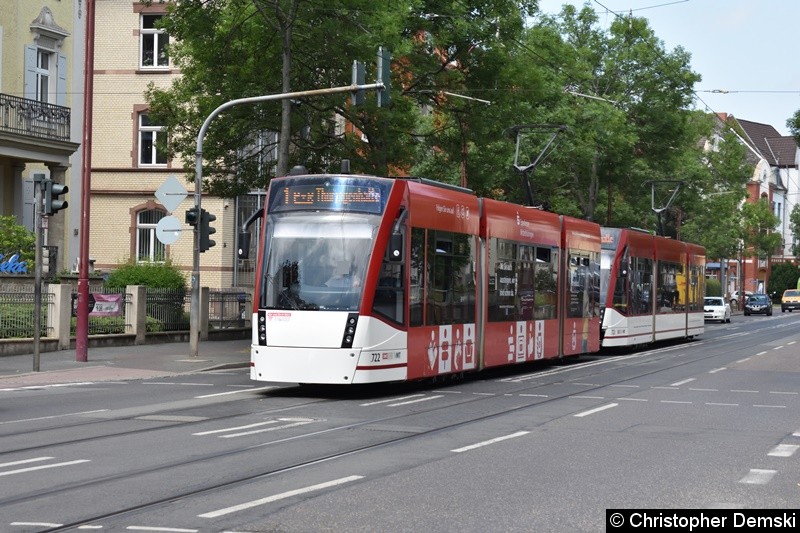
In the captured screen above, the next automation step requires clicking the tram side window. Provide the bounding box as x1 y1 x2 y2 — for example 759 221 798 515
630 257 653 315
488 239 518 321
409 228 425 327
535 247 558 320
567 251 594 318
425 230 476 325
372 259 405 324
657 261 681 313
688 265 703 311
612 251 629 314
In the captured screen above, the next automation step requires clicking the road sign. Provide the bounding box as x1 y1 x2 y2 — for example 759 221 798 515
156 215 182 245
155 175 188 214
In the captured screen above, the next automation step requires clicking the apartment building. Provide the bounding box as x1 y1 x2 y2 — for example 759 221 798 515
91 0 235 288
0 2 83 273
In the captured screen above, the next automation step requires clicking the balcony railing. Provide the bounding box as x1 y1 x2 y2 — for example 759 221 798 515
0 93 71 142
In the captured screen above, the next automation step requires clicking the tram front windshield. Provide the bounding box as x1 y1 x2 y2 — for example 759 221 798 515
260 212 379 311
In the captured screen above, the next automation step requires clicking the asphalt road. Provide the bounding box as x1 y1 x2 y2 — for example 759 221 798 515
1 312 799 532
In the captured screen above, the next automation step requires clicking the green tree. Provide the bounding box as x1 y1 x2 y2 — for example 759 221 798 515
767 261 800 301
789 203 800 258
741 199 782 260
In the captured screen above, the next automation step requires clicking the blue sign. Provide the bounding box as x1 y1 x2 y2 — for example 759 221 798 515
0 253 28 274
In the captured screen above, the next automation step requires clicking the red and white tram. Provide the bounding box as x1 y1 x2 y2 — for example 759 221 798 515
241 170 703 384
598 227 705 347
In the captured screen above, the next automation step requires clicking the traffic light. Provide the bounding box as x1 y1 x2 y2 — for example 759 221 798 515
376 46 391 108
43 179 68 216
185 206 200 227
199 208 217 252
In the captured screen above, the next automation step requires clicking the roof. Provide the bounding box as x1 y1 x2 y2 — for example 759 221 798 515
735 118 798 167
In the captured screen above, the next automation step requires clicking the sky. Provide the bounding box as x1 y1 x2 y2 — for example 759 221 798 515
535 0 800 135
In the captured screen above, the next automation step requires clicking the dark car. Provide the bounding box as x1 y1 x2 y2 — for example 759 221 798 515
743 294 773 316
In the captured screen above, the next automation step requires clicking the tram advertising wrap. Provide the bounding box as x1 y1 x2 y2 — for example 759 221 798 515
242 171 705 385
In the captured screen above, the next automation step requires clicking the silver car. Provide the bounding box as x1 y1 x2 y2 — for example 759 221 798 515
704 296 731 323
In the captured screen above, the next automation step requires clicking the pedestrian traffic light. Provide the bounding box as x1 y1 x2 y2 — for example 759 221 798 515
43 179 68 216
185 206 200 227
199 208 216 252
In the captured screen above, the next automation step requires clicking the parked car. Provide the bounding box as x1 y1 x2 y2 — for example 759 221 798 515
703 296 731 323
743 294 773 316
781 289 800 312
730 290 753 308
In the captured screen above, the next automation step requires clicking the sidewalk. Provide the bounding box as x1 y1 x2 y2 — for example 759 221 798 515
0 338 251 388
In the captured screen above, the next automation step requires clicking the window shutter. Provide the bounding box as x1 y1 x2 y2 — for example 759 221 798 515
24 45 37 100
57 54 67 106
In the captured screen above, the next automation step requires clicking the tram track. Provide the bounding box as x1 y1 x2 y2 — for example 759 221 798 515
7 324 783 531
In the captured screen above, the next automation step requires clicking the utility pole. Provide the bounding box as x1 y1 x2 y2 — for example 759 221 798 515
32 174 44 372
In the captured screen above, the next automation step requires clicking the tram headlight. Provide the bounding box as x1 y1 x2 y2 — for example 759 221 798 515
341 312 359 348
345 335 353 344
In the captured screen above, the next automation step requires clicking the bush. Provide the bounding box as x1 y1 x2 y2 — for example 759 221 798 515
767 262 800 302
105 260 186 290
705 278 721 297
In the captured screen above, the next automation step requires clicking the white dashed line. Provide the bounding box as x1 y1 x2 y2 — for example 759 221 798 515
617 398 648 402
705 403 739 407
732 390 759 394
708 367 726 374
570 395 605 400
754 405 786 409
689 388 718 392
670 378 695 387
451 431 530 453
389 395 444 406
768 444 799 457
574 403 618 418
198 476 364 518
360 394 424 406
195 386 277 399
661 400 692 404
739 469 776 484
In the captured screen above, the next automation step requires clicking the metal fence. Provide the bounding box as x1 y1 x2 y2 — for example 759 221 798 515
146 288 190 332
0 286 248 339
209 290 251 330
0 287 52 339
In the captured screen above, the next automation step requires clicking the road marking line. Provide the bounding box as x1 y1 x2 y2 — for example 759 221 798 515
739 469 776 484
195 386 277 398
736 357 751 363
11 524 62 528
661 400 692 404
451 431 530 453
670 378 695 387
574 403 618 418
705 403 739 406
731 390 758 394
198 476 364 518
221 420 316 438
689 388 718 392
769 391 798 396
519 394 549 398
360 394 425 406
0 410 110 426
708 367 726 374
570 395 605 399
768 444 799 457
0 457 54 469
126 526 199 532
0 459 90 477
610 385 640 388
774 346 783 350
754 405 786 409
144 382 215 386
617 398 648 402
571 382 600 386
756 351 767 356
652 386 679 390
193 420 283 436
389 395 444 406
788 341 797 345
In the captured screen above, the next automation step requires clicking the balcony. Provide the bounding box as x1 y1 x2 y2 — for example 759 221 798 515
0 93 71 142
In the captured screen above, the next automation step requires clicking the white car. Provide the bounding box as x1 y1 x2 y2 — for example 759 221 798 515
730 290 752 308
704 296 731 323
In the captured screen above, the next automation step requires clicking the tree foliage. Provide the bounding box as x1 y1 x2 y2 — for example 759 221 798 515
0 215 35 269
146 0 763 261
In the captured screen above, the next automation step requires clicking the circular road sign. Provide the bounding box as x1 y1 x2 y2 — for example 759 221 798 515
156 215 183 245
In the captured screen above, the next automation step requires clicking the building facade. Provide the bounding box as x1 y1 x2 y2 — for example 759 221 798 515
0 2 83 273
91 0 236 289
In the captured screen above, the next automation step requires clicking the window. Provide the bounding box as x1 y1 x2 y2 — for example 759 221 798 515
141 14 169 68
137 209 166 262
139 113 168 166
35 49 54 103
